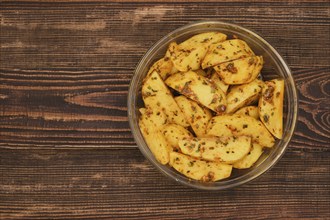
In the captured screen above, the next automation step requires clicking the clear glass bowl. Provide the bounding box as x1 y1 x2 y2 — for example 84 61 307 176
127 21 298 190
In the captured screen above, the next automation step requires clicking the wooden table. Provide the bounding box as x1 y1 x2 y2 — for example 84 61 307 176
1 1 329 219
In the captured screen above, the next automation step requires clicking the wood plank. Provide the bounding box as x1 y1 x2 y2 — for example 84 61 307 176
1 2 329 149
0 1 329 219
1 67 329 149
1 148 329 219
1 2 329 69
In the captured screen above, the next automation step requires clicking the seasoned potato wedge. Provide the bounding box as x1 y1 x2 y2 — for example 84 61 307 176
207 115 275 148
234 106 259 119
169 152 232 182
213 56 263 84
162 124 193 150
138 32 286 182
139 109 170 164
165 71 227 114
171 32 227 73
202 39 255 69
178 136 252 164
194 69 208 77
250 56 263 82
233 143 263 169
210 71 229 93
180 32 227 49
226 79 264 114
259 79 284 139
147 57 178 80
139 108 167 127
167 42 207 72
139 108 146 115
175 96 212 137
142 71 189 127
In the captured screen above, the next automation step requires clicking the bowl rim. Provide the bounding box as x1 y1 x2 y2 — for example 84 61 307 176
127 20 298 190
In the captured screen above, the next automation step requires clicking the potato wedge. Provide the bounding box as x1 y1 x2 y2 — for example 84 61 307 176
213 56 263 84
202 39 255 69
165 71 227 114
249 56 263 83
167 42 207 72
194 69 208 77
139 108 146 115
169 152 232 182
178 136 252 164
234 106 259 119
139 109 170 165
175 96 212 137
142 71 189 127
180 32 227 49
259 79 284 139
210 71 229 93
162 124 193 151
139 108 167 127
147 57 178 80
233 143 263 169
207 115 275 148
226 79 264 114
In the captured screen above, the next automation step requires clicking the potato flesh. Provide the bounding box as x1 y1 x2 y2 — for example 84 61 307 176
168 42 207 72
147 57 178 80
168 32 227 72
234 106 259 119
180 32 227 49
169 152 232 182
226 79 264 114
139 110 170 165
202 39 255 69
213 56 264 84
210 71 229 94
178 136 252 164
165 71 227 114
259 79 284 139
142 71 189 127
175 96 212 137
207 115 275 148
162 124 193 150
233 143 263 169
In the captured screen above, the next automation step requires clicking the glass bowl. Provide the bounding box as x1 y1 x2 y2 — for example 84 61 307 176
127 21 298 190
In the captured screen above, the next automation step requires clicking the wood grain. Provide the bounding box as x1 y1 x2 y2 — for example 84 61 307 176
0 1 329 219
1 148 329 219
1 2 329 148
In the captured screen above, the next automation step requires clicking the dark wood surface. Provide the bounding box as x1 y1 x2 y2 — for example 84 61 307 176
1 1 329 219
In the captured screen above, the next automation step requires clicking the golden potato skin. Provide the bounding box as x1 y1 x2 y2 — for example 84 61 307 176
226 79 264 114
178 136 252 164
175 96 212 137
165 71 227 114
142 71 189 127
202 39 255 69
259 79 284 139
207 114 275 148
169 152 232 182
